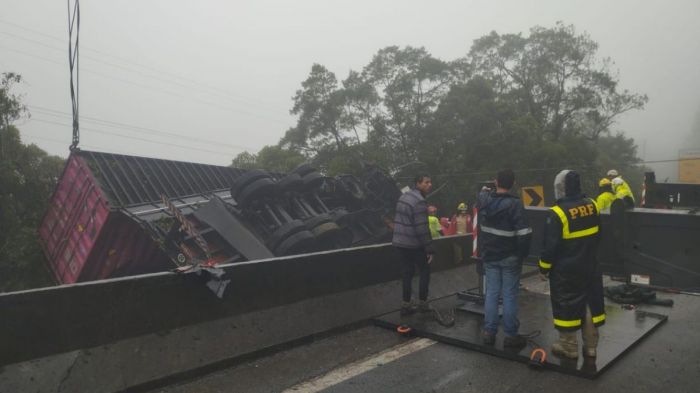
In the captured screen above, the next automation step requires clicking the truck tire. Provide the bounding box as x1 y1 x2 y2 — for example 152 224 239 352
303 213 333 230
292 163 317 177
266 220 306 251
274 230 317 256
230 170 271 199
236 177 277 208
302 172 326 190
277 173 304 193
311 221 352 250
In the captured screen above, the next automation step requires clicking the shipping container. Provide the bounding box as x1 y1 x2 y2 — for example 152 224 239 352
39 150 246 284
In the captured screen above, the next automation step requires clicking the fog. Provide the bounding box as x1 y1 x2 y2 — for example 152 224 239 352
2 0 699 180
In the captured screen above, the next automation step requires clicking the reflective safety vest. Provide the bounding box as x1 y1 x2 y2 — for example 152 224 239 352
596 191 616 212
539 196 605 332
428 215 442 239
612 176 635 202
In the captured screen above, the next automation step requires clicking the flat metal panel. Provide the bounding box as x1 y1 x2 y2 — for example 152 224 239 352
374 292 668 379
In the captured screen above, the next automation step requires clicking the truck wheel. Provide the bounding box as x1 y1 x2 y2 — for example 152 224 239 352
311 221 351 250
277 173 304 193
274 230 317 256
303 213 333 230
302 172 326 190
292 163 317 177
230 170 271 199
236 177 277 207
266 220 306 251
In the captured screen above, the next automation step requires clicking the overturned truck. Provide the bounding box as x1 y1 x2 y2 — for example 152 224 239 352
39 150 401 284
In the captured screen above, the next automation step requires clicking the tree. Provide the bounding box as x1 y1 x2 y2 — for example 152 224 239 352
255 145 306 173
354 46 455 165
231 146 306 174
281 64 349 155
258 24 647 208
469 22 647 142
230 151 257 170
281 47 457 173
1 73 65 292
0 73 29 157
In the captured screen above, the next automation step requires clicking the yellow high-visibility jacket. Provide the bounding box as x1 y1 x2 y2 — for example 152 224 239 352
428 215 442 239
612 177 635 202
596 191 616 212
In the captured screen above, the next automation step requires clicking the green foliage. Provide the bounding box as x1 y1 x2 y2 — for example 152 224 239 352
230 151 257 170
247 23 646 212
0 73 28 131
469 22 648 142
0 127 65 292
231 145 306 173
0 73 65 292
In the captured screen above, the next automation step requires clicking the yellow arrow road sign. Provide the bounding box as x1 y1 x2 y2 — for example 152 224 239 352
521 185 544 207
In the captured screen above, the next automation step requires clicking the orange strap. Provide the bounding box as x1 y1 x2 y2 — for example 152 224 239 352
530 348 547 363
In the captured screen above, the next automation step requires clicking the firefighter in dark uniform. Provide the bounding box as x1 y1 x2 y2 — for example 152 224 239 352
539 170 605 359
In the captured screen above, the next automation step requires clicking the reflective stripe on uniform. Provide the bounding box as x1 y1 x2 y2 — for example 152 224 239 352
592 314 606 324
554 318 582 328
551 206 599 239
539 260 552 269
480 225 532 237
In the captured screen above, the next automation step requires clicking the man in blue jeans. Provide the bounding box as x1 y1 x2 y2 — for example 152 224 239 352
476 169 532 347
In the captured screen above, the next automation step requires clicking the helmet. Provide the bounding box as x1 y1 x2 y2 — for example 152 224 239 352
607 169 619 177
457 202 467 211
599 178 611 187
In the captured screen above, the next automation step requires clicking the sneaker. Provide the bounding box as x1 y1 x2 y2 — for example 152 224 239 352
400 301 416 316
504 335 527 348
417 300 432 313
482 330 496 345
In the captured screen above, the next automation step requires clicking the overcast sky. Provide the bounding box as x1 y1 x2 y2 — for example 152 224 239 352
2 0 699 180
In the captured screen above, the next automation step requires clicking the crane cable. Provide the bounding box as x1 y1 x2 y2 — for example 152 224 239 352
67 0 80 151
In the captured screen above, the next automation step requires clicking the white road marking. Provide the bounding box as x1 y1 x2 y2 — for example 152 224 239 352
281 338 437 393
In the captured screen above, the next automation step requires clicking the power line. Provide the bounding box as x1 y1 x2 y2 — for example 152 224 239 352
28 117 241 158
0 30 271 110
0 21 280 108
0 43 293 125
28 105 255 151
18 132 134 156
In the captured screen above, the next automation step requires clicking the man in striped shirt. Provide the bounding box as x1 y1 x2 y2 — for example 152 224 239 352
392 173 435 315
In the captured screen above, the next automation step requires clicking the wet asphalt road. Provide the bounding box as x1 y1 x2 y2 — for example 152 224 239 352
154 281 700 393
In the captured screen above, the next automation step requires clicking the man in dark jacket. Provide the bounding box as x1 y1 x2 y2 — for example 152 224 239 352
392 173 434 315
476 169 532 347
539 170 604 359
